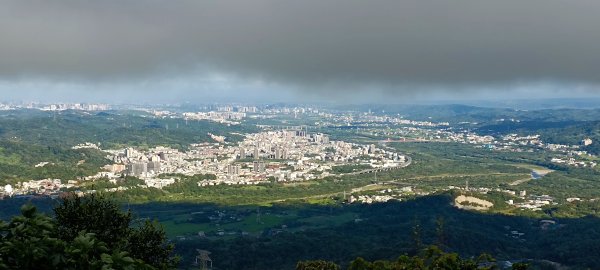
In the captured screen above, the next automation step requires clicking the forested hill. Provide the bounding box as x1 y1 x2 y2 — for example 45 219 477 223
363 104 600 155
0 109 258 184
477 120 600 155
170 194 600 269
0 140 109 184
332 104 600 124
0 110 257 149
2 193 600 268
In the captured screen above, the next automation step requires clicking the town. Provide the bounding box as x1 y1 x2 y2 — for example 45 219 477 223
0 105 597 215
1 127 408 197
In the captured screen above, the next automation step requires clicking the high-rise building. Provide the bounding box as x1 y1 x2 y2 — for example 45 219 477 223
322 135 330 144
368 144 376 154
227 164 240 175
259 162 265 173
127 162 147 176
125 148 135 158
158 152 169 162
253 147 260 159
147 161 161 173
296 130 307 137
253 161 266 173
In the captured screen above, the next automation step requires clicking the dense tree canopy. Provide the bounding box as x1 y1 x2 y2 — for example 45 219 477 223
298 246 528 270
0 194 178 269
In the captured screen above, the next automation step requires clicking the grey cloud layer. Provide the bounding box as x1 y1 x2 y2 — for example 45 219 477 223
2 0 600 86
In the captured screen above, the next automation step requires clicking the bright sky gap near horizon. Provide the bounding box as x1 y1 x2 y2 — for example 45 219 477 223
1 0 600 103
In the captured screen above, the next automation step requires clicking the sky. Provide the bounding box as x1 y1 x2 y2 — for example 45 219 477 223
1 0 600 104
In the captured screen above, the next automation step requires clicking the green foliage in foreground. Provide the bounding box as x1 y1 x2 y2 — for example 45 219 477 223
297 260 341 270
298 246 528 270
169 195 599 269
0 194 178 270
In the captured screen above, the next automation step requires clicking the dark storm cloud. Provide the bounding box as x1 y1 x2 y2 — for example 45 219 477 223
1 0 600 87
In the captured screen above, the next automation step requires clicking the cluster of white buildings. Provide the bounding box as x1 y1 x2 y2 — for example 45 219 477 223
199 130 404 185
104 146 174 177
493 135 597 168
183 111 246 125
0 102 110 111
359 114 450 127
551 157 597 168
0 184 13 197
72 142 101 150
450 184 557 212
512 194 556 211
439 132 597 169
0 179 80 197
349 194 395 204
348 187 415 204
41 103 110 111
446 183 558 212
214 105 258 113
84 130 407 190
322 112 450 129
330 115 597 171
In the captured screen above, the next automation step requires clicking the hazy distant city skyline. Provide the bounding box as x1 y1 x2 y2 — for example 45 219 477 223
0 81 598 105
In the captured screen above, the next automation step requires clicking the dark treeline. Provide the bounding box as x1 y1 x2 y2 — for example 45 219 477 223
0 194 178 269
165 195 600 269
3 194 600 269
